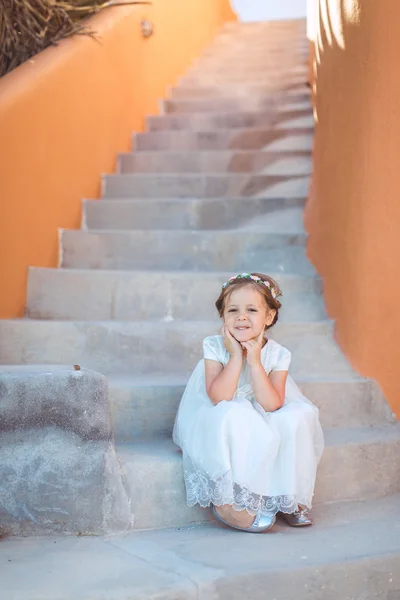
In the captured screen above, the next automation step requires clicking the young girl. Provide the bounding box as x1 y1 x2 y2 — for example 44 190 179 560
173 272 324 532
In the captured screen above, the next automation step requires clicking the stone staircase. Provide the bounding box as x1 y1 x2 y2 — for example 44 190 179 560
2 19 400 600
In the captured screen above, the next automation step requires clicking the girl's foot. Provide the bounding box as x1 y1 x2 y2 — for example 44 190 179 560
212 504 276 533
281 505 313 527
215 504 255 528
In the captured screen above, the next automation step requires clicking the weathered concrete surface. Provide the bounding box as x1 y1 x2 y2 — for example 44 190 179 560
26 268 321 321
108 375 394 442
83 197 306 231
116 425 400 530
0 366 132 535
0 365 111 440
0 321 356 378
1 495 400 600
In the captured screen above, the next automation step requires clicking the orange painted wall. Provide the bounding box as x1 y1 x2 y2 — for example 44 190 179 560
0 1 235 319
305 0 400 416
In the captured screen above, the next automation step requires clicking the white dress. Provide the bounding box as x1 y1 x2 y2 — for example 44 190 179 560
173 335 324 516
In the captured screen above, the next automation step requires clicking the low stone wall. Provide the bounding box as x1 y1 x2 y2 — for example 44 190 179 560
0 365 132 535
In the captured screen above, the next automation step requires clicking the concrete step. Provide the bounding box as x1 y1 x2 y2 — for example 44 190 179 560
206 29 307 41
195 46 309 60
60 229 312 272
204 34 308 46
146 108 313 132
27 272 323 322
27 268 321 321
236 206 305 232
186 63 308 79
199 38 308 49
204 35 307 44
108 374 393 442
190 57 308 74
118 424 400 530
169 80 308 100
221 18 306 30
3 495 400 600
181 72 309 89
162 91 310 114
206 32 308 44
180 64 308 83
102 173 310 199
133 128 313 153
179 71 308 86
83 197 306 230
0 320 355 378
118 150 311 175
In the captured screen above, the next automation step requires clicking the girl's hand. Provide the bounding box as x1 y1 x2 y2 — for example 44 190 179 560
222 326 243 360
241 329 265 367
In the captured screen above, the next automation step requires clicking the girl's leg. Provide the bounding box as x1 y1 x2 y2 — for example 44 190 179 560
269 401 322 517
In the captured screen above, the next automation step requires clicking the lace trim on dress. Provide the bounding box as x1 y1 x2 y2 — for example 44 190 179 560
183 460 314 516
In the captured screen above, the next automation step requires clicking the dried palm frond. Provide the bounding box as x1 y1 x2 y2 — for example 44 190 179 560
0 0 151 78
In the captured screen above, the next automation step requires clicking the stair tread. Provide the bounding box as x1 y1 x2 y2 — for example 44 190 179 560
104 172 310 179
117 423 400 458
2 494 400 600
107 372 365 387
122 146 313 150
65 227 307 235
29 266 320 282
84 195 309 203
147 111 312 120
135 126 314 135
13 317 332 328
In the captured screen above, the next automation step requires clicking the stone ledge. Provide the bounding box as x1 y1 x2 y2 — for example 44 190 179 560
0 366 132 535
0 365 111 440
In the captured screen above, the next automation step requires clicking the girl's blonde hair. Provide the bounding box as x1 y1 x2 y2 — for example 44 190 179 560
215 272 282 329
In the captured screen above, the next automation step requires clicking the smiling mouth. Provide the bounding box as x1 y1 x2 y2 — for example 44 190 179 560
235 326 250 331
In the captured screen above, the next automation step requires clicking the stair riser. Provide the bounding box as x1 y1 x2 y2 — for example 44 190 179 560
190 59 308 74
28 278 325 322
169 80 308 100
110 380 392 442
84 198 305 231
146 109 312 132
0 321 355 379
180 74 308 86
120 437 400 530
118 151 311 175
133 129 313 153
201 39 308 49
186 65 308 79
102 174 310 199
195 49 309 62
27 269 321 321
180 68 308 85
60 230 311 273
162 92 310 114
200 39 307 47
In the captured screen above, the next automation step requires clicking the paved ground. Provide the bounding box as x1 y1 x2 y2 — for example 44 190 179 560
2 495 400 600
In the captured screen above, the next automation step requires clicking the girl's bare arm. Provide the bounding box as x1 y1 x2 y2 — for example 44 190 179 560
205 356 243 405
250 365 287 411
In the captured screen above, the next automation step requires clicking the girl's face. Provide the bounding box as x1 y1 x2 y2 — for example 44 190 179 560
223 285 276 342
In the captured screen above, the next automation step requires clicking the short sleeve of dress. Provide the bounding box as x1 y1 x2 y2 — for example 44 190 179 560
203 336 226 364
273 344 291 371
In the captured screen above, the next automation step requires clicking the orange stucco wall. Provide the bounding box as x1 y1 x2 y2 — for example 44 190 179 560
0 1 235 319
305 0 400 416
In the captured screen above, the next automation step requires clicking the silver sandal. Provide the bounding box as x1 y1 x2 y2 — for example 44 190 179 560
212 505 276 533
281 506 313 527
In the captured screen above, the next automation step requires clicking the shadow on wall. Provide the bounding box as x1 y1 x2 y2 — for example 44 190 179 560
305 0 400 417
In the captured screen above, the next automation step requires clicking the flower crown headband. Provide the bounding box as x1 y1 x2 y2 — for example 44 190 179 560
222 273 279 299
